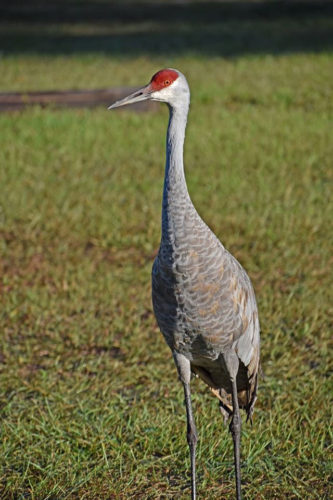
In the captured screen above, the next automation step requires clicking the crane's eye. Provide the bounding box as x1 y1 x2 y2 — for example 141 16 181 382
164 80 170 85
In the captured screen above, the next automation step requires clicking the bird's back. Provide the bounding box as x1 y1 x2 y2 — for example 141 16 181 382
152 201 260 417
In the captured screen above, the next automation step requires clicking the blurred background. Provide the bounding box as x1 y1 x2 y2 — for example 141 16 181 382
0 1 332 499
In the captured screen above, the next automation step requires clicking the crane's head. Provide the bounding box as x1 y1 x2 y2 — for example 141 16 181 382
108 69 190 110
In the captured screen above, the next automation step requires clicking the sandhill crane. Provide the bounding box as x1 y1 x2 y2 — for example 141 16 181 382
109 69 260 500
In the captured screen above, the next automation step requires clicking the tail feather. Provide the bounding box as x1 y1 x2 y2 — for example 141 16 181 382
192 363 259 422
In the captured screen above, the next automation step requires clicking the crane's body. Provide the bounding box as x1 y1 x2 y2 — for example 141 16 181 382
152 215 259 416
109 69 260 500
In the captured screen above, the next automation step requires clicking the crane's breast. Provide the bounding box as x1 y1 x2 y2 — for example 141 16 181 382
151 234 256 364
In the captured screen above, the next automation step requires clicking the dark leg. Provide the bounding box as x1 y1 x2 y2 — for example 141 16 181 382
184 382 198 500
230 379 242 500
172 352 197 500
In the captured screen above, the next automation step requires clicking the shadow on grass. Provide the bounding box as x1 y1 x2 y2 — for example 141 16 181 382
0 0 333 57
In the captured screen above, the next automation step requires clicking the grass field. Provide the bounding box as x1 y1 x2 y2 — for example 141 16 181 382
1 1 333 499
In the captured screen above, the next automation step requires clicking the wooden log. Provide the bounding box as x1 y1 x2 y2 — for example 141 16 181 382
0 88 158 112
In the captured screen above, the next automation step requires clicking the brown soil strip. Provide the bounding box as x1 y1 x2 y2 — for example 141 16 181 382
0 88 157 112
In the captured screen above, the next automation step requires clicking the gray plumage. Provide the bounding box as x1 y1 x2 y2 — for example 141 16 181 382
109 68 260 500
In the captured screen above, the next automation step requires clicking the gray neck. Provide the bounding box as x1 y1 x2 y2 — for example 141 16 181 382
161 101 193 244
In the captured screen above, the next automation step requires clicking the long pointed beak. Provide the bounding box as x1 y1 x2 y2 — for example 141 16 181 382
108 84 152 110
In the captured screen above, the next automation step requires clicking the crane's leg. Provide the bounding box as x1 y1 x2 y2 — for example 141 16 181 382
173 352 198 500
230 378 242 500
221 351 242 500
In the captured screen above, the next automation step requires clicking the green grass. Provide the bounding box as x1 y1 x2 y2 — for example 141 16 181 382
1 2 333 499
